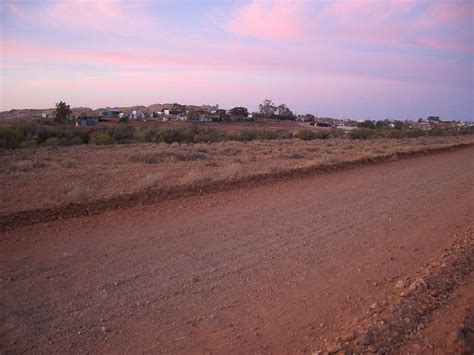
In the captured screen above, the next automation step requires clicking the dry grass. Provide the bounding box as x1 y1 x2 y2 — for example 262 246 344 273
0 135 472 214
138 173 165 190
219 163 241 180
66 184 95 202
180 169 211 185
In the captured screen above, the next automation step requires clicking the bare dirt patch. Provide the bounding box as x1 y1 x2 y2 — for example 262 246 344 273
1 148 473 353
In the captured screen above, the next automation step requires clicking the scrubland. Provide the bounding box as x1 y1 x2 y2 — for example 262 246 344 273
1 135 472 215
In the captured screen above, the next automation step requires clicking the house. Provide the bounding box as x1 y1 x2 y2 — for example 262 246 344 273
131 110 145 120
199 114 213 122
315 121 336 128
101 108 123 118
79 118 98 126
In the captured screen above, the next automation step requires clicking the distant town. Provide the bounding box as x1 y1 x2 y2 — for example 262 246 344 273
2 100 472 131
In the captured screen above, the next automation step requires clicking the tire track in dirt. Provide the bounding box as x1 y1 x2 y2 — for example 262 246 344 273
1 146 473 353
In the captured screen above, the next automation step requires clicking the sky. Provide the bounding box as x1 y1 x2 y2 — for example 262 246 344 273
0 0 473 120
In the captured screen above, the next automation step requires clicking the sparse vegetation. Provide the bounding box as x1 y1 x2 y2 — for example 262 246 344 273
139 173 165 190
0 120 472 150
66 184 95 202
90 131 113 145
348 128 375 140
1 135 472 214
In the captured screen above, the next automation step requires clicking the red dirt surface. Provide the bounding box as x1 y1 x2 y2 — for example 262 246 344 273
1 147 473 353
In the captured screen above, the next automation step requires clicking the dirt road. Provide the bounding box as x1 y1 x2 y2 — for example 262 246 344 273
1 147 473 353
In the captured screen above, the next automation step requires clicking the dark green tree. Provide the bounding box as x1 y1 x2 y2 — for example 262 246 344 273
275 104 294 120
358 120 376 129
229 107 249 117
54 101 72 124
259 99 276 117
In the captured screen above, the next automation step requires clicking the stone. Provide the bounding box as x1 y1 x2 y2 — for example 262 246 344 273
361 331 375 345
342 331 357 342
192 276 200 283
396 280 405 288
367 345 378 353
327 345 341 353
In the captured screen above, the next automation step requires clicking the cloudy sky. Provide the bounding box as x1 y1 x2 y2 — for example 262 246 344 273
0 0 472 120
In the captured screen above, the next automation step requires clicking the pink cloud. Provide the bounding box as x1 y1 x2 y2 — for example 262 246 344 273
227 0 307 40
2 0 159 41
2 37 468 90
44 0 124 32
320 0 472 52
414 1 472 29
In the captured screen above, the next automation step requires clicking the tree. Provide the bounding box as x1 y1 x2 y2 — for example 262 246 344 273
392 120 404 130
54 101 72 124
275 104 294 120
427 116 440 122
186 108 198 121
259 99 276 117
375 119 390 129
229 107 249 117
358 120 376 129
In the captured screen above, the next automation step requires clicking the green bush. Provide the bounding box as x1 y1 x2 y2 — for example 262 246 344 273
404 129 425 138
90 131 113 145
13 121 40 140
295 129 318 140
133 131 145 143
36 126 58 143
381 129 404 139
0 127 24 149
43 137 60 146
142 127 159 142
107 124 136 143
193 128 221 143
20 139 38 148
348 128 375 140
295 129 334 140
157 127 194 144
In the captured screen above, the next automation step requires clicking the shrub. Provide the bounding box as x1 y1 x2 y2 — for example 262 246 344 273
131 152 168 164
36 126 58 143
157 127 194 144
231 128 287 141
70 136 84 145
43 137 60 146
13 121 40 140
66 184 95 202
404 129 425 138
20 139 37 148
142 127 159 142
381 129 404 139
138 173 165 190
295 130 318 140
90 131 113 145
348 128 375 140
173 152 208 161
0 127 24 149
179 169 210 185
107 124 135 143
219 163 241 179
193 129 221 143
